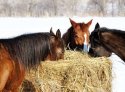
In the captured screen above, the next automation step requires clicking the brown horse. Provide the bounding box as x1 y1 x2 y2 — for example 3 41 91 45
62 18 92 51
89 23 125 61
0 28 64 92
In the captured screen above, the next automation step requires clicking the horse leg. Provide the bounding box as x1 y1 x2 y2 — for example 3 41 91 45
0 63 11 91
3 75 25 92
4 64 25 92
9 79 24 92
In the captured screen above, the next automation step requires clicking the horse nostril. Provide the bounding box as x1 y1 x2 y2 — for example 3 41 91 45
88 48 94 56
89 48 93 52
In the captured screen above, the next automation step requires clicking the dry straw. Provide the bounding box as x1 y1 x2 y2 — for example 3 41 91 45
20 50 112 92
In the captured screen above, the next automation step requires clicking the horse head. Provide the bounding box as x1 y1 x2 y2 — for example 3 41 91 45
70 18 92 47
47 28 64 60
62 18 92 51
88 23 112 57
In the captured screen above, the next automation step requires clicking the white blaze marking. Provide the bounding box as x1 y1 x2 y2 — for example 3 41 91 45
84 33 87 45
83 33 89 52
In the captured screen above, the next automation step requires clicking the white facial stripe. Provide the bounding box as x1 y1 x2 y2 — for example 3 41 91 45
84 33 88 45
83 33 89 52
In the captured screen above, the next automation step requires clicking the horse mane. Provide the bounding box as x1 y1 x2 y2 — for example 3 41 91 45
62 27 73 46
99 27 125 39
0 33 52 69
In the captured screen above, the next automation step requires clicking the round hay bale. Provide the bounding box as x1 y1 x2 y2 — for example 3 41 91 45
20 50 112 92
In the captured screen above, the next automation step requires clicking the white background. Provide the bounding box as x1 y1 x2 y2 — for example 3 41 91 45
0 17 125 92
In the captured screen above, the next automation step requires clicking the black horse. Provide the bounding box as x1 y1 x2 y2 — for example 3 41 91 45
89 23 125 62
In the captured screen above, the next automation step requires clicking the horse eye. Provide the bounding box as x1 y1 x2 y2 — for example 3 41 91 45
94 38 100 43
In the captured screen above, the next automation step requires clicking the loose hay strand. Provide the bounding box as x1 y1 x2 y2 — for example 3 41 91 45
20 50 112 92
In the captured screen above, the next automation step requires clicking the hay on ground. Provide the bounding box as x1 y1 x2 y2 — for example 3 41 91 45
20 50 112 92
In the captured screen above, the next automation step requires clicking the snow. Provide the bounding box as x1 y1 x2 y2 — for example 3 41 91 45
0 17 125 92
110 54 125 92
0 17 71 38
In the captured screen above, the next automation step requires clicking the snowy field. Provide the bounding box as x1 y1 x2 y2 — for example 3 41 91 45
0 17 125 92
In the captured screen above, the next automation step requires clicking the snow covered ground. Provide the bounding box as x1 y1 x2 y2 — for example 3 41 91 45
0 17 125 92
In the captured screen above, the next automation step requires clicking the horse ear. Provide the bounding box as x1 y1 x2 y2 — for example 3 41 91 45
56 29 61 38
95 23 100 30
69 18 77 28
87 19 93 27
50 27 55 35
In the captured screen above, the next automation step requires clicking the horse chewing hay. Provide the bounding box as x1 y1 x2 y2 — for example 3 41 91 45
89 23 125 62
62 18 92 51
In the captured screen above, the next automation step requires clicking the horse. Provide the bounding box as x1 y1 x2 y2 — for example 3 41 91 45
62 18 92 52
89 23 125 62
0 28 64 92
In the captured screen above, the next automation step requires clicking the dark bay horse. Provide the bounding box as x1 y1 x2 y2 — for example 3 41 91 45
89 23 125 62
0 28 64 92
62 18 92 51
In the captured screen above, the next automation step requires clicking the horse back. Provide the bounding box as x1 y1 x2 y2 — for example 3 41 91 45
0 33 51 69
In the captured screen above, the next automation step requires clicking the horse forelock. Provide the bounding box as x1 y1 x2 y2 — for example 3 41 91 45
1 33 52 69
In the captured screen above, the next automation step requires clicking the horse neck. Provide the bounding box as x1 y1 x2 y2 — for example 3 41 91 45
102 35 125 61
3 33 51 69
63 27 74 45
